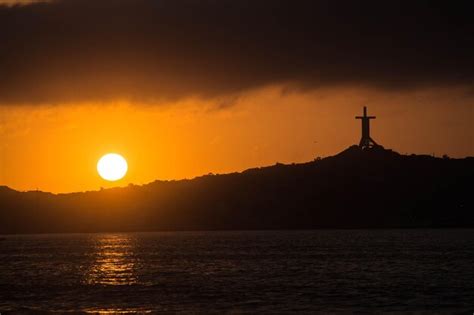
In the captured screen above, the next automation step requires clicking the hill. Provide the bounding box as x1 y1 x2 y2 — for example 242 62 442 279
1 145 473 234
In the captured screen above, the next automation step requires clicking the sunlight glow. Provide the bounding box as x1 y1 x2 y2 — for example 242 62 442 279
97 153 128 181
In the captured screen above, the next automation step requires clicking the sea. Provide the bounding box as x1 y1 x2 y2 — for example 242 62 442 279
1 230 473 313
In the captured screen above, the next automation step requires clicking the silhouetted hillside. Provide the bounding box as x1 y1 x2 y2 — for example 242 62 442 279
1 146 473 234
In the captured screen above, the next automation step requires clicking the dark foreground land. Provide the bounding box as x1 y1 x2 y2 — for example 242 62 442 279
0 146 473 234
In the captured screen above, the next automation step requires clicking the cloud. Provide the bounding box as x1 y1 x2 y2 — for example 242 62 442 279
0 0 472 105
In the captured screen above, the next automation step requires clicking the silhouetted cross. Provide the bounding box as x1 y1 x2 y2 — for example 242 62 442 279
355 106 377 149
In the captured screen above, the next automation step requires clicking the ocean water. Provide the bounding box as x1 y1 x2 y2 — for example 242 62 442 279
1 230 474 313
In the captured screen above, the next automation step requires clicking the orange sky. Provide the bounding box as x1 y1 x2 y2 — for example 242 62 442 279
0 85 472 193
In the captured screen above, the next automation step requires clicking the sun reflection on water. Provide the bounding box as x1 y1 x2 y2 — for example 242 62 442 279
83 309 152 314
85 234 138 286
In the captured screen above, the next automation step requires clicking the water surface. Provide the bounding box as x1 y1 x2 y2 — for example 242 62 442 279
1 230 473 313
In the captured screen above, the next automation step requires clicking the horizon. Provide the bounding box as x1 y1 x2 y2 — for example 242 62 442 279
2 143 472 195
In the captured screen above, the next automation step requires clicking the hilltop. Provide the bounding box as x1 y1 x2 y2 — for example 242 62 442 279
0 145 473 234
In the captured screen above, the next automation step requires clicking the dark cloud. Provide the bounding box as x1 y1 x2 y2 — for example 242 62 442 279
0 0 472 104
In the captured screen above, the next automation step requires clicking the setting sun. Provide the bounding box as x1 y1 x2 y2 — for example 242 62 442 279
97 153 128 181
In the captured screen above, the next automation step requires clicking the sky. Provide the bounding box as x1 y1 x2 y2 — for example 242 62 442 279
0 0 473 193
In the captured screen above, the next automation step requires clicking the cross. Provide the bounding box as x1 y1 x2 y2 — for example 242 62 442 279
355 106 378 149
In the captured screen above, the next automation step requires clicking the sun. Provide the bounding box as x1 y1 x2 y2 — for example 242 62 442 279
97 153 128 181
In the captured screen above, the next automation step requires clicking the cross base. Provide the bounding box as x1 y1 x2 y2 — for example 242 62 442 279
359 136 378 150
